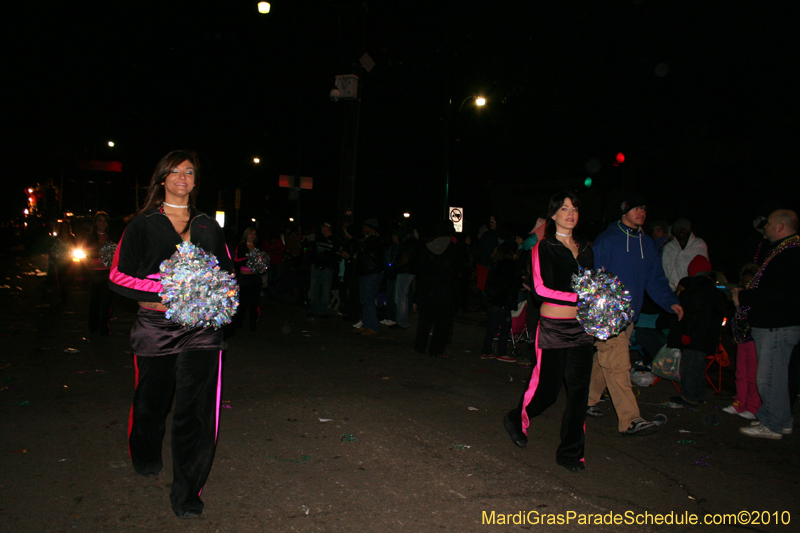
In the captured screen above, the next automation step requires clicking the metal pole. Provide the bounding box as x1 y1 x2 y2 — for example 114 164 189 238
443 98 451 219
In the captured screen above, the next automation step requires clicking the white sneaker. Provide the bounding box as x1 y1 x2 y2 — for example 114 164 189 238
738 411 757 420
740 424 782 440
352 320 363 328
722 404 738 415
750 421 792 435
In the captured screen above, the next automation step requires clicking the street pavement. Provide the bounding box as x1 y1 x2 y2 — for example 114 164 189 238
1 250 798 532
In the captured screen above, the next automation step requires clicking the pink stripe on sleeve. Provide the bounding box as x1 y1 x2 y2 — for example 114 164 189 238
109 229 163 294
532 241 578 305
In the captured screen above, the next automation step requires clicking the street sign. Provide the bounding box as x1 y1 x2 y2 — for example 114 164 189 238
449 206 464 233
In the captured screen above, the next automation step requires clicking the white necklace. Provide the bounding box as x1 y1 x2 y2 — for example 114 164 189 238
556 231 572 237
163 202 189 209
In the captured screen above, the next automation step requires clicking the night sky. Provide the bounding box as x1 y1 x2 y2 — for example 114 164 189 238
7 1 799 270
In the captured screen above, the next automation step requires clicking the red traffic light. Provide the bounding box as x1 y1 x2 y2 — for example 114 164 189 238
615 152 625 164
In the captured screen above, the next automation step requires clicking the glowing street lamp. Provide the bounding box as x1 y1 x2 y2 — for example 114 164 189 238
108 141 115 147
444 95 487 216
253 158 260 164
257 2 270 13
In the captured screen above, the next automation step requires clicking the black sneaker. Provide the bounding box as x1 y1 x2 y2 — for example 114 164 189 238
670 395 701 407
621 417 658 436
586 405 604 418
503 412 528 448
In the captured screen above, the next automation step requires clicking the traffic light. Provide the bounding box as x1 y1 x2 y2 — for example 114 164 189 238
584 177 593 187
613 152 625 166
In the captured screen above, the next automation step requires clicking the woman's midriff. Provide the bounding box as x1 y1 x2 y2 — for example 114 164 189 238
139 301 168 311
540 302 577 319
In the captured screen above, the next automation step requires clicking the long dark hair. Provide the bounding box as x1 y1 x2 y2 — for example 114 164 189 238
545 190 581 238
139 150 200 235
90 211 110 235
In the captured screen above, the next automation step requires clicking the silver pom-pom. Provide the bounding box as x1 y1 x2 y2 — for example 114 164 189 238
159 241 239 329
246 248 270 274
571 267 633 340
99 241 117 267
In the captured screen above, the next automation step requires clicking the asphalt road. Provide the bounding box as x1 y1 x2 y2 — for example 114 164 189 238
1 251 797 532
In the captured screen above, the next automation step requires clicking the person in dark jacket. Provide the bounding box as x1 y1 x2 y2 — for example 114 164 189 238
480 241 521 362
391 227 420 330
352 219 384 335
413 220 460 356
503 191 595 472
109 150 232 518
668 255 725 405
83 211 116 335
476 216 500 294
734 209 800 439
307 222 338 318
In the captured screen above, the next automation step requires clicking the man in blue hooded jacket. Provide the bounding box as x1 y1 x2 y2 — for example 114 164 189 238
587 194 683 435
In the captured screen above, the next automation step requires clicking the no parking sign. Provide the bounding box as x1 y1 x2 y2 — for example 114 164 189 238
449 207 463 233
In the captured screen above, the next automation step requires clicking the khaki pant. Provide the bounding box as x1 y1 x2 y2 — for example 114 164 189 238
588 324 640 432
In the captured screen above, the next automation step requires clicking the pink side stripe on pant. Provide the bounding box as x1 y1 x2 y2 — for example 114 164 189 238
520 323 543 435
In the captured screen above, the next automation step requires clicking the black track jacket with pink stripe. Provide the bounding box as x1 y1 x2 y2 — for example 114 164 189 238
531 235 593 307
109 206 233 303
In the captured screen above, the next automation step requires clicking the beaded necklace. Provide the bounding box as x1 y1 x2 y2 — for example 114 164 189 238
746 235 800 290
733 234 800 344
752 238 766 265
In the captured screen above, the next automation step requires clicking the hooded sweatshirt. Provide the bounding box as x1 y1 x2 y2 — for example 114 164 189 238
593 221 679 322
414 236 460 306
662 233 709 291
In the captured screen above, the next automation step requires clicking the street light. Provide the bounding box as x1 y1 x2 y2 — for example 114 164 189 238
257 2 270 13
108 141 115 147
444 95 486 217
253 158 260 164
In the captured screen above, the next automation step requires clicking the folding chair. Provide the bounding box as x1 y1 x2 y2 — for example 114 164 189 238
705 342 730 394
508 300 531 356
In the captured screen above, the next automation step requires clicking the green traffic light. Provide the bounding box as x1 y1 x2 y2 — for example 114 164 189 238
584 177 592 187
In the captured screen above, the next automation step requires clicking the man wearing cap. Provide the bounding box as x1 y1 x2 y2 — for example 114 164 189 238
662 218 709 292
307 222 339 319
587 194 684 435
733 209 800 439
353 219 384 335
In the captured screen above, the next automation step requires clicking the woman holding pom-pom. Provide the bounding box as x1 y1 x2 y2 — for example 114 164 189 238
109 150 233 519
503 191 595 473
233 227 263 330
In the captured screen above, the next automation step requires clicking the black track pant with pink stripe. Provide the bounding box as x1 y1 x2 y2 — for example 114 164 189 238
129 350 221 515
508 344 594 463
